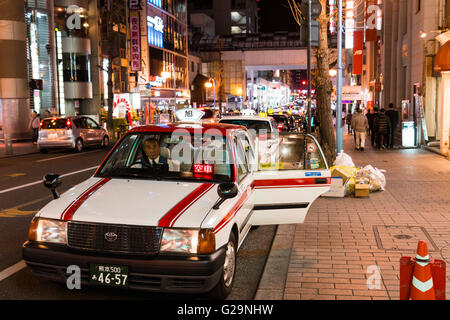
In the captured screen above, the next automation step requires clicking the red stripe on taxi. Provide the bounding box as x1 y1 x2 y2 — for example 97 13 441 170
253 178 331 189
214 190 248 234
60 178 111 221
158 183 215 228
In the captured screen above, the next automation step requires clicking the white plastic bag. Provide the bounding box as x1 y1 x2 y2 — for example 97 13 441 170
357 165 386 191
333 151 355 167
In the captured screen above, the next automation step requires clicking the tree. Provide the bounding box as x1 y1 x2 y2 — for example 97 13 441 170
288 0 336 165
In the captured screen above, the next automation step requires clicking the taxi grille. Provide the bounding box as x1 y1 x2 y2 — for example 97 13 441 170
67 222 163 255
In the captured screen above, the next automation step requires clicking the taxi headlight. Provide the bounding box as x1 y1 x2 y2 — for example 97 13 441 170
160 229 215 254
28 218 67 245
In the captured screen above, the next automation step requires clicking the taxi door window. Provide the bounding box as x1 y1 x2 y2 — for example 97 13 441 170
259 134 327 171
234 138 249 183
239 133 254 163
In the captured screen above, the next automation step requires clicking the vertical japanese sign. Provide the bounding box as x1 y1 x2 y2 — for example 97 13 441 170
353 30 364 75
345 0 355 49
130 12 141 72
329 0 336 35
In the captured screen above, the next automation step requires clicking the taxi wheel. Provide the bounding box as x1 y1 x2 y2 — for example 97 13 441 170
208 232 237 300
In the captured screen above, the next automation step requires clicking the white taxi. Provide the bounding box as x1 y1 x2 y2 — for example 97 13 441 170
23 121 330 299
219 115 280 164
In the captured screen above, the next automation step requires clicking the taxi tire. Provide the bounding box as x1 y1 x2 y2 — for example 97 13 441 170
208 232 237 300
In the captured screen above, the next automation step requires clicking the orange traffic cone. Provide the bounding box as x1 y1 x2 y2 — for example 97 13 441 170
410 241 436 300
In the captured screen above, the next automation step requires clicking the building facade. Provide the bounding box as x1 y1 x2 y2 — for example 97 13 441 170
382 0 450 154
188 0 259 35
133 0 189 120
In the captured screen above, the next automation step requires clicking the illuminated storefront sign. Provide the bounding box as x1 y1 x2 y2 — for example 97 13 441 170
130 13 141 71
113 93 141 118
148 0 162 8
147 15 163 48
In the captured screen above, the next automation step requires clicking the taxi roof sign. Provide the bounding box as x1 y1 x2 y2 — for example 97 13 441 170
175 108 205 122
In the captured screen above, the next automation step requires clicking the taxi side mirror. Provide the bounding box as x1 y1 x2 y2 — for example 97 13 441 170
43 173 62 199
213 183 238 210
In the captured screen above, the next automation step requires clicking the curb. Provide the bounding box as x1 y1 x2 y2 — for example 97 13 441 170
254 224 296 300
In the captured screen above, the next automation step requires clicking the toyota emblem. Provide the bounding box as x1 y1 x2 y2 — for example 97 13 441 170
105 232 118 242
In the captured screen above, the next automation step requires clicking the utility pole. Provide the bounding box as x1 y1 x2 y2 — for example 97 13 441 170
336 0 344 154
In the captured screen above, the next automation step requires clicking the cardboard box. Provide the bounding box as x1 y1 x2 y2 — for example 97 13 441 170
331 167 351 184
322 177 345 198
355 184 370 198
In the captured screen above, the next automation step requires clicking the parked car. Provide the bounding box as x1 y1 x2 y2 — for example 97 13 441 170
38 116 109 153
23 120 330 299
269 114 292 132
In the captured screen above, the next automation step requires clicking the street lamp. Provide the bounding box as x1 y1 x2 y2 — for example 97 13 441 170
205 78 216 110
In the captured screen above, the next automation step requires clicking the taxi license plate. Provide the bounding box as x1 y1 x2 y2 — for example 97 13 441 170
89 264 129 287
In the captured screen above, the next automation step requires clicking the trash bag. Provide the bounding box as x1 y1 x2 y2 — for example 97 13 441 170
334 151 355 167
356 165 386 192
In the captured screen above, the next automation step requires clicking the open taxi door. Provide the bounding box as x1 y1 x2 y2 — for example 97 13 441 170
250 133 331 226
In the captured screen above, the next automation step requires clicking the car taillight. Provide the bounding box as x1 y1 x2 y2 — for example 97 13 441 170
66 119 72 129
39 120 43 128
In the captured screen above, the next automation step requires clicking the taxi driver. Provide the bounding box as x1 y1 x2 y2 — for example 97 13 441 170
142 138 167 165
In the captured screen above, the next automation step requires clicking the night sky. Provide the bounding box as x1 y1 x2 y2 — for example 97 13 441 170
258 0 300 33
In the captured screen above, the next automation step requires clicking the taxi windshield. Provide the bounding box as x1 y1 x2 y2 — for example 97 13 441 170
96 132 234 182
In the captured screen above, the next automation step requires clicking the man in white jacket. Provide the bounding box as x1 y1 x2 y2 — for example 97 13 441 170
350 108 369 151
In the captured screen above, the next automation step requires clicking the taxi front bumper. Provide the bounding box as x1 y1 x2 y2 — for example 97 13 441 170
22 241 225 294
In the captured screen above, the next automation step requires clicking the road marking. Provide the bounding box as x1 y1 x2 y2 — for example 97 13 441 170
0 260 26 282
7 173 26 178
0 166 98 195
36 150 101 163
0 195 53 218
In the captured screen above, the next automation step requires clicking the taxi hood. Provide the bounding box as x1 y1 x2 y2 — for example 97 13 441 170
38 177 219 228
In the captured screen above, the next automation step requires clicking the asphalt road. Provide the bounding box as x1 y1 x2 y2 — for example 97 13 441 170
0 147 276 300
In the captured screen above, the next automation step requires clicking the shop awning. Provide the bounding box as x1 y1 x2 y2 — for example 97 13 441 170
435 40 450 72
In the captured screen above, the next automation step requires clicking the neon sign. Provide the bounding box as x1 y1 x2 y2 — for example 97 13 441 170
147 15 164 48
148 0 162 8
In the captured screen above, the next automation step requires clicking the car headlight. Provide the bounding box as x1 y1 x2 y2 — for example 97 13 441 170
160 228 215 254
28 218 67 245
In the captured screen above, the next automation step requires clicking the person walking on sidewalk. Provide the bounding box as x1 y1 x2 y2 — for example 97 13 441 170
374 108 391 150
351 108 369 151
385 103 399 149
346 111 353 134
367 107 379 147
29 111 40 143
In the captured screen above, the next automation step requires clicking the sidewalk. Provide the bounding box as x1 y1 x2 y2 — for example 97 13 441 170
256 131 450 300
0 141 39 158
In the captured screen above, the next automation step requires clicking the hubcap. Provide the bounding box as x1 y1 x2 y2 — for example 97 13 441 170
223 241 235 287
77 140 82 151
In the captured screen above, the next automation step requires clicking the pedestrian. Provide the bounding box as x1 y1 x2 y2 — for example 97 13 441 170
367 107 379 147
374 108 391 150
350 108 369 151
29 111 40 143
346 112 353 134
44 109 51 118
125 110 132 127
385 103 399 149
